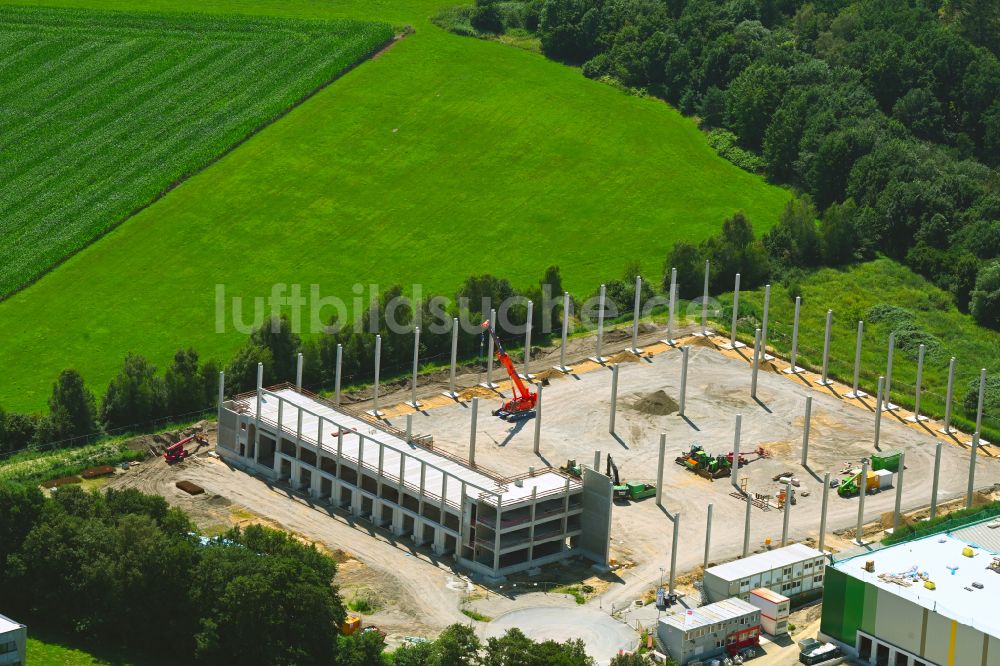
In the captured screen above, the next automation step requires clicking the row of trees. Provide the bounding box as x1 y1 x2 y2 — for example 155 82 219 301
0 484 655 665
0 267 568 455
464 0 1000 328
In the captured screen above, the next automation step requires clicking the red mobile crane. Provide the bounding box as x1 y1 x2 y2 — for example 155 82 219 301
480 320 538 421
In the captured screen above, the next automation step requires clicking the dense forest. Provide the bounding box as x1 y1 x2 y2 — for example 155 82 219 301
447 0 1000 325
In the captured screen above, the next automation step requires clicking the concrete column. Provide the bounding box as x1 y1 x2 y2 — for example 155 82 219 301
699 260 711 336
743 493 752 557
656 433 666 507
522 300 533 378
369 335 383 417
593 284 607 363
802 396 812 467
731 414 742 491
781 481 792 547
405 413 412 443
930 441 942 519
855 459 869 545
892 451 906 532
407 326 421 408
217 371 225 422
609 364 619 434
819 472 831 552
533 384 543 455
784 297 803 374
296 404 303 440
445 318 459 399
908 344 928 422
665 268 677 344
967 432 980 509
295 352 303 389
317 416 324 449
593 449 601 471
846 321 866 398
679 346 690 417
337 427 344 461
817 310 834 386
483 308 497 388
469 397 478 466
975 368 987 436
555 293 572 372
940 357 957 434
883 332 897 411
277 397 284 434
751 328 761 399
725 273 745 349
874 376 885 447
255 362 263 414
668 513 680 596
334 343 343 406
493 495 502 572
703 504 713 570
761 284 773 360
629 275 643 354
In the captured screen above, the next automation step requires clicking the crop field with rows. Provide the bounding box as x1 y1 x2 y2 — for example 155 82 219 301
0 5 392 298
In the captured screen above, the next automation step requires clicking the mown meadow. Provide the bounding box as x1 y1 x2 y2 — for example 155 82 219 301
0 0 791 411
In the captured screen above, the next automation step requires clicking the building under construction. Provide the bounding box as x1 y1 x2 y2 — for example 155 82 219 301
216 376 613 580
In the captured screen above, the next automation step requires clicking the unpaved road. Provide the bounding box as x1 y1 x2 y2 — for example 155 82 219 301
107 454 470 639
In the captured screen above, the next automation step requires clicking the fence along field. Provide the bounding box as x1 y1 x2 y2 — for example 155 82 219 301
0 6 392 299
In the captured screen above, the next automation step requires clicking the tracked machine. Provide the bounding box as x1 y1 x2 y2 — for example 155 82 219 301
480 320 538 421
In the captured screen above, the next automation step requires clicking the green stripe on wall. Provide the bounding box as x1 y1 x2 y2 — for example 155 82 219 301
820 566 847 643
861 581 879 634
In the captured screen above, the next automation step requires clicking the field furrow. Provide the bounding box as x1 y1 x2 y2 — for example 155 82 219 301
0 5 393 297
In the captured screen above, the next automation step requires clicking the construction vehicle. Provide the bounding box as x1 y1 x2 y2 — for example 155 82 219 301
480 321 537 420
606 454 629 499
559 459 583 478
675 443 731 479
837 467 879 497
606 454 656 500
164 435 196 463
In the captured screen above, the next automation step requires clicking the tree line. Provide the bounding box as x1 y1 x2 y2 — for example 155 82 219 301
0 268 571 456
0 483 657 665
4 218 996 456
452 0 1000 329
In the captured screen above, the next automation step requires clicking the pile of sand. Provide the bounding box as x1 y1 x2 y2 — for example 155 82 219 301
605 350 642 364
631 390 679 416
457 386 498 401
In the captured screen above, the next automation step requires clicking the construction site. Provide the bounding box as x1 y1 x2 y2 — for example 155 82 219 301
105 316 1000 664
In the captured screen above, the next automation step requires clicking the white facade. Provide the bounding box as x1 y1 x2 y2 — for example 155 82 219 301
216 383 611 579
703 543 826 604
0 614 26 666
748 587 790 636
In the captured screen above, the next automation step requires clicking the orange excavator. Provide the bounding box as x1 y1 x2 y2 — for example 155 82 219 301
481 320 538 421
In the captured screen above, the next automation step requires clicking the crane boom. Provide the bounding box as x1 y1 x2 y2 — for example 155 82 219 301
480 321 537 420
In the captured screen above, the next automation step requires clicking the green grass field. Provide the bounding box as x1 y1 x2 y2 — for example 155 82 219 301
0 0 790 412
727 259 1000 440
0 6 392 298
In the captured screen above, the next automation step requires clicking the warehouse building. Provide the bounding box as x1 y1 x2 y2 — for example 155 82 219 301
216 378 613 580
0 614 26 666
656 597 761 665
703 543 826 605
820 516 1000 666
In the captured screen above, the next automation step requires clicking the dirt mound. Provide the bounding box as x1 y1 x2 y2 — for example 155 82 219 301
631 390 679 416
685 335 717 349
42 475 82 489
531 368 566 382
176 480 204 495
606 350 642 364
457 386 498 401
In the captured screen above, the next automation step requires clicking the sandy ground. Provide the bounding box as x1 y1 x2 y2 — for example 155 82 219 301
393 326 999 615
100 320 999 656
